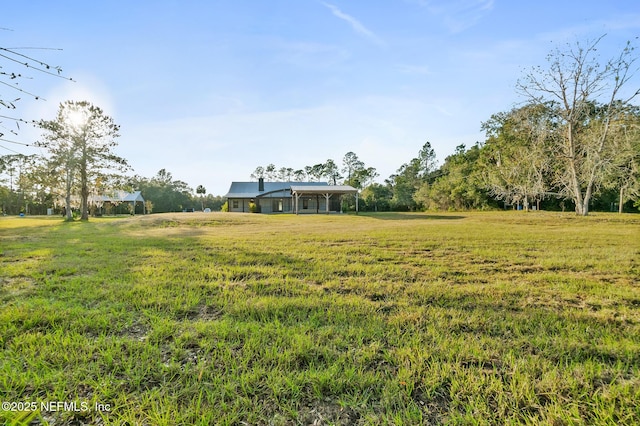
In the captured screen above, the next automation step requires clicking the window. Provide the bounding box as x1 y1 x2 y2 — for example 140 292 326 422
302 198 309 209
232 200 239 209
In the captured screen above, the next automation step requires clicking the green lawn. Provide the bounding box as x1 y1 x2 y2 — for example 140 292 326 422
1 211 639 425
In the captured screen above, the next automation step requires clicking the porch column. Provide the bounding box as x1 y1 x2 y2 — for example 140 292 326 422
293 191 300 214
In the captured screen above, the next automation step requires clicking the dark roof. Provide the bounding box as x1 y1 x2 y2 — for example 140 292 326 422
224 181 328 198
290 185 357 194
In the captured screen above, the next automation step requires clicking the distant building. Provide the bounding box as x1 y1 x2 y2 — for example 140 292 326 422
56 191 146 215
224 178 358 213
91 191 146 215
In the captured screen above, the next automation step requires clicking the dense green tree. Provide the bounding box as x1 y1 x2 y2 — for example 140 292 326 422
360 183 392 212
417 141 437 179
0 153 44 214
351 166 378 190
341 152 365 187
322 159 342 185
387 142 437 210
415 144 492 210
203 194 226 211
387 159 421 210
133 169 193 213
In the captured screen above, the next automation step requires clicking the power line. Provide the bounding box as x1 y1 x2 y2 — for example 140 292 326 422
0 47 74 81
0 143 21 154
0 79 44 100
0 137 32 147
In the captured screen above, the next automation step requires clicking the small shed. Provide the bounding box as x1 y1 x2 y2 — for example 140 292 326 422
120 191 146 215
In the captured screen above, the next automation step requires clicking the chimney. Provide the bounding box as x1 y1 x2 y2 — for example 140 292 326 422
258 177 264 192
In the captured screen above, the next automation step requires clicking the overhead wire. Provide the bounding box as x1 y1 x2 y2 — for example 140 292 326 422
0 47 74 81
0 143 22 154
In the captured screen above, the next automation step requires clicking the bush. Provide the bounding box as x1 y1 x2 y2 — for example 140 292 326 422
221 201 229 212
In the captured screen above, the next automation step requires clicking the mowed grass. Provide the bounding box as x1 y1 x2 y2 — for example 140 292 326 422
1 211 639 425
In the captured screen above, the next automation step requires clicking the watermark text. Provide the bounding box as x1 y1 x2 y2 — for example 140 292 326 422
2 401 111 413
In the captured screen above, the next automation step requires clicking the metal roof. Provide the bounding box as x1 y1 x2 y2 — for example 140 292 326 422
90 191 145 203
224 182 329 198
122 191 145 202
290 185 357 194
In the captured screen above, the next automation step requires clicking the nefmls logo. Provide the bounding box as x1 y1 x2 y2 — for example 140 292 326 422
41 401 90 412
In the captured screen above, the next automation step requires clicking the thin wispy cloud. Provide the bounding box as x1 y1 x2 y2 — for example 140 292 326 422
409 0 495 33
322 2 385 46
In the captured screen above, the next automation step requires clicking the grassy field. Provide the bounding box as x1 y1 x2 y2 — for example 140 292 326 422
1 211 639 425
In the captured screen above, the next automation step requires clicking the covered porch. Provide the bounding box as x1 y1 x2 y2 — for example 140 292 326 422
290 185 359 214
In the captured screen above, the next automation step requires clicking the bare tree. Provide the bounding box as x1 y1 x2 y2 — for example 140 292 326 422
517 35 639 215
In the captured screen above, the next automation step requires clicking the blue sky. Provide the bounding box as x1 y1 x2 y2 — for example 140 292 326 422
3 1 639 195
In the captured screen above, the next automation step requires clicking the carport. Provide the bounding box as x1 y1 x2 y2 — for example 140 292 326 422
290 185 359 214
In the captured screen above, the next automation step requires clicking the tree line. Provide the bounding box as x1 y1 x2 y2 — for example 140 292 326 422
2 35 639 217
250 36 640 215
0 149 224 217
250 151 379 189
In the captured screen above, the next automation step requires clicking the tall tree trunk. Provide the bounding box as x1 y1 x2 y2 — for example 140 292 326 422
65 168 73 221
570 166 585 215
619 185 626 214
567 125 586 215
80 145 89 221
582 184 592 217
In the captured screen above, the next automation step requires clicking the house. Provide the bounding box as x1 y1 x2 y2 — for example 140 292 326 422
224 179 358 213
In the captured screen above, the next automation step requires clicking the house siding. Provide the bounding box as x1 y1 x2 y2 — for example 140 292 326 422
225 181 351 214
228 198 246 213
